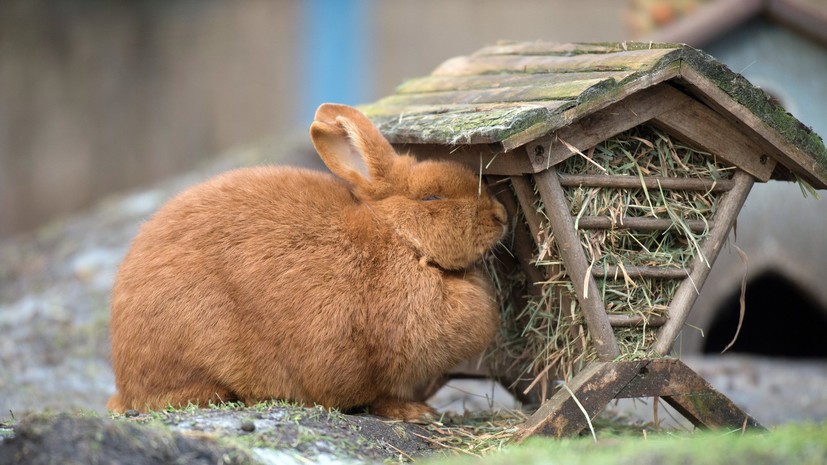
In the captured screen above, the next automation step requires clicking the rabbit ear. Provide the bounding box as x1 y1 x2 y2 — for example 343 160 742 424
310 104 395 188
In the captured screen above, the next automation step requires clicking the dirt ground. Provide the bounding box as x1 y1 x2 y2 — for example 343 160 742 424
1 137 826 464
0 406 439 465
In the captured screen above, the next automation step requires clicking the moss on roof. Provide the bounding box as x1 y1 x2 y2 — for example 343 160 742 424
361 41 827 181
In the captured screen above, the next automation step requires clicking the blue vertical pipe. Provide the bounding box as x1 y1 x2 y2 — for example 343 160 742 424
300 0 373 125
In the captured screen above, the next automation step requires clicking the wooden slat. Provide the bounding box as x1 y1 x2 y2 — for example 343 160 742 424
472 42 624 56
607 314 668 327
511 360 650 440
374 79 608 108
510 176 542 242
526 84 687 171
365 101 569 146
576 216 711 233
614 359 764 430
363 101 567 118
558 173 735 192
432 48 679 77
512 173 583 393
399 143 534 176
504 64 682 154
593 264 689 280
534 167 621 360
652 88 776 181
395 71 635 94
513 359 763 440
654 170 754 355
677 65 827 189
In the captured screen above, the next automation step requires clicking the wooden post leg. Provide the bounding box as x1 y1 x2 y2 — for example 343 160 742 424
513 359 763 441
615 358 764 431
511 360 650 442
663 395 762 430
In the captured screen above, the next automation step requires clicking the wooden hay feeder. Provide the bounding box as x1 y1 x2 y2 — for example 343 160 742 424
362 42 827 439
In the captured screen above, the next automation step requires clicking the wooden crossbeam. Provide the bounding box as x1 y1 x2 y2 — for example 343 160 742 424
576 216 712 233
593 264 689 280
511 358 763 441
607 314 667 327
558 173 735 192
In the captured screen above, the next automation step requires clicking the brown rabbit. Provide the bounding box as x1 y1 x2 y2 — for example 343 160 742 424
107 103 507 421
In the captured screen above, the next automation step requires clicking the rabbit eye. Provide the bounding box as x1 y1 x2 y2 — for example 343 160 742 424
422 195 443 201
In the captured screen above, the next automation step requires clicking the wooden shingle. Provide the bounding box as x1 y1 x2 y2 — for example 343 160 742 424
362 41 827 188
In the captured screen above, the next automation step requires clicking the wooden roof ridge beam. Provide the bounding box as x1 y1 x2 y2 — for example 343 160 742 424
676 62 827 188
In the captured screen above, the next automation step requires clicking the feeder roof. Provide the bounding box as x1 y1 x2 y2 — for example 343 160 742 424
362 42 827 188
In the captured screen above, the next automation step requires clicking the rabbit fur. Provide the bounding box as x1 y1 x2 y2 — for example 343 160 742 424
107 103 507 421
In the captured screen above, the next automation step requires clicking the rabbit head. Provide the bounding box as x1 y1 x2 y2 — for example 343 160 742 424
311 104 507 270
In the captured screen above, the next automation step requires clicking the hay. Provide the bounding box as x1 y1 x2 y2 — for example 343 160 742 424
418 410 525 457
486 124 733 398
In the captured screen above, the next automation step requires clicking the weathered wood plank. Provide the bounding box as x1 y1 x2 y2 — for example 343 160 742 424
593 264 689 280
472 42 622 56
558 173 735 192
677 65 827 189
398 144 534 176
607 314 668 327
576 216 711 233
363 101 567 118
652 89 776 181
654 170 754 355
510 176 542 242
665 391 764 430
473 41 682 57
614 358 762 430
395 71 635 94
374 79 610 108
511 360 650 441
526 83 686 171
364 102 569 146
432 48 679 77
535 168 621 360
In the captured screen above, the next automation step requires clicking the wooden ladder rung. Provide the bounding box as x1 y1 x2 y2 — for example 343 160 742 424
558 173 735 192
607 314 668 327
592 264 689 280
576 216 712 233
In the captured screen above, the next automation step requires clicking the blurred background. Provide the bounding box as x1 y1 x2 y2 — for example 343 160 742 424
1 0 826 424
2 0 717 240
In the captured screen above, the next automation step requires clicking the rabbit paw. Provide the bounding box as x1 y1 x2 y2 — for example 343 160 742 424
370 399 437 423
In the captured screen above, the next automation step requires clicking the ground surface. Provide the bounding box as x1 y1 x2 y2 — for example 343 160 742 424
0 405 437 465
1 137 826 463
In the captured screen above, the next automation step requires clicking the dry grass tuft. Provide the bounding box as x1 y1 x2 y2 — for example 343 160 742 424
416 410 526 457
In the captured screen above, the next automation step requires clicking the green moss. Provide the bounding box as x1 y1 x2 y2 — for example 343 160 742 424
363 104 565 145
363 42 827 179
579 41 686 52
423 422 827 465
679 46 827 171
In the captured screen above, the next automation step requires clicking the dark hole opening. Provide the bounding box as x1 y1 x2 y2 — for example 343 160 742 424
703 271 827 358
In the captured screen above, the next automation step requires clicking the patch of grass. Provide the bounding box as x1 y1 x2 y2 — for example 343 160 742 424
422 421 827 465
415 410 526 458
